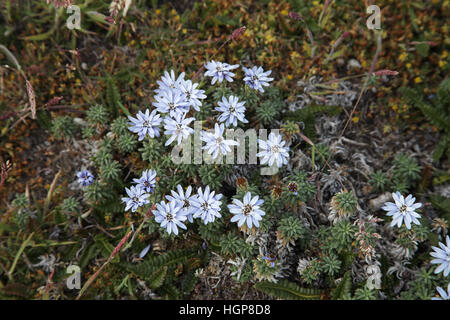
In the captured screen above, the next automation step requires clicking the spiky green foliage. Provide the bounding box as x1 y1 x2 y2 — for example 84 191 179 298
392 153 422 183
60 197 80 214
320 253 341 276
400 78 450 161
51 116 76 138
198 165 223 190
253 257 282 282
254 280 321 300
81 125 96 139
301 259 322 285
256 100 279 125
139 138 165 164
219 233 241 255
12 193 29 208
111 116 129 136
87 104 109 125
369 170 388 191
197 218 224 243
116 132 138 154
331 271 352 300
277 216 306 243
353 287 377 300
331 190 357 218
85 181 111 204
220 234 255 258
330 220 357 250
99 159 121 181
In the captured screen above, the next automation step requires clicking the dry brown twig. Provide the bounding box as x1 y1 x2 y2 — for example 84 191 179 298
0 160 12 187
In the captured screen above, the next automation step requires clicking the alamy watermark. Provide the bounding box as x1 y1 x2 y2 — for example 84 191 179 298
66 265 81 290
66 5 81 30
366 5 381 30
170 122 281 175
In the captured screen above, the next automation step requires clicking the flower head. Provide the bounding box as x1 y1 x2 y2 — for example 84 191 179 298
381 192 422 229
257 132 290 167
155 70 185 95
430 235 450 276
178 80 206 111
191 186 223 224
163 112 195 146
201 123 239 159
132 169 157 193
228 192 265 228
432 284 450 300
154 200 187 235
242 66 274 92
165 185 198 223
215 95 248 127
76 170 94 187
287 181 298 195
204 60 239 85
121 185 150 212
128 109 162 141
153 88 189 118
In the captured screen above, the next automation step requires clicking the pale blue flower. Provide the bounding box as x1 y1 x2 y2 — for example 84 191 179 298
121 185 150 212
128 109 162 141
242 65 274 92
431 235 450 277
381 192 422 230
154 200 187 235
215 95 248 127
228 192 265 228
201 123 239 159
166 185 198 223
153 87 189 118
163 112 195 146
76 170 94 187
256 132 290 167
178 79 206 111
132 169 157 193
204 60 239 85
192 185 223 224
432 284 450 300
155 70 185 95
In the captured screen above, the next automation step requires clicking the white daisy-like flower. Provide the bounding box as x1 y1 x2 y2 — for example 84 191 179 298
242 65 274 92
191 185 223 224
121 185 150 212
163 112 195 146
381 192 422 230
201 123 239 159
178 79 207 111
432 284 450 300
165 185 198 223
153 87 189 118
256 132 290 168
228 192 265 228
430 235 450 277
127 109 162 141
132 169 157 193
204 60 239 85
155 70 186 94
215 95 248 127
154 200 187 235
